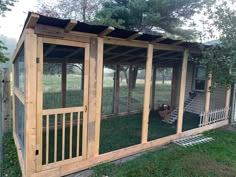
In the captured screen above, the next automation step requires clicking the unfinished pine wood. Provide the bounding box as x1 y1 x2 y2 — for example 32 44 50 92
177 49 189 134
114 65 120 114
36 37 43 171
42 107 84 115
26 13 40 29
62 113 66 161
14 86 25 103
43 37 87 48
2 68 10 132
94 38 104 156
69 112 73 159
99 27 114 37
76 112 80 157
127 32 143 40
82 43 90 160
204 73 212 125
12 64 16 139
54 114 58 163
24 29 38 177
225 86 231 109
141 44 153 143
151 65 157 110
12 30 26 63
62 62 67 107
87 38 98 159
65 19 77 33
46 115 49 165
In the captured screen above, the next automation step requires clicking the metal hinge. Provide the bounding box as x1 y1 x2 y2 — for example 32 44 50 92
36 57 40 63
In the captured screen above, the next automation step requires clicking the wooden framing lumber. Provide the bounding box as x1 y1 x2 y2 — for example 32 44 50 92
141 44 153 143
65 19 77 33
204 74 212 113
151 65 157 110
177 49 189 134
151 37 167 43
94 38 104 156
26 13 40 29
99 26 114 37
127 32 143 40
24 28 38 177
170 65 178 107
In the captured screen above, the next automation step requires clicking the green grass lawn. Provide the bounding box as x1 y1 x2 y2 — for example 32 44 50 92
92 128 236 177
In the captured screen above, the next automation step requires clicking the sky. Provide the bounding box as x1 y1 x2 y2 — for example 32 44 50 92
0 0 38 40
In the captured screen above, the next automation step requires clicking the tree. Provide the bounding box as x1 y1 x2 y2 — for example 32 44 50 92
37 0 104 22
157 68 172 84
95 0 215 39
195 0 236 89
0 0 17 63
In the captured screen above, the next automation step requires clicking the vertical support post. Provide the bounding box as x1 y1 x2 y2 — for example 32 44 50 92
2 68 10 133
141 44 153 143
12 64 16 137
128 65 132 113
151 65 157 110
87 37 104 158
225 83 231 119
114 65 120 114
24 29 37 177
177 49 189 134
36 37 43 171
62 62 67 108
94 38 104 156
204 73 212 125
171 65 177 107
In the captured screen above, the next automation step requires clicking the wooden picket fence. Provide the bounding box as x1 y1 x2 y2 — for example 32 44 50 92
199 108 230 127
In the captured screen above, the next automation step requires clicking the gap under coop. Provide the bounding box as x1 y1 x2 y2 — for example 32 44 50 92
173 134 214 147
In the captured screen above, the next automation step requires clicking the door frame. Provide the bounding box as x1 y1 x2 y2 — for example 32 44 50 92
36 37 90 171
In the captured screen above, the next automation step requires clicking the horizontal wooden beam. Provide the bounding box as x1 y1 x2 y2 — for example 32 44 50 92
127 32 143 40
26 13 40 29
151 37 167 43
65 19 77 33
99 26 115 37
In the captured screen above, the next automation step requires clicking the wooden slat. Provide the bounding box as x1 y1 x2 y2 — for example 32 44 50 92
46 115 49 165
177 49 189 134
14 86 25 103
36 37 43 171
82 43 90 160
76 112 80 157
69 112 73 159
99 26 114 37
26 13 40 29
24 29 37 176
54 114 58 162
62 113 66 161
65 19 77 33
127 32 143 40
43 37 87 48
94 38 104 156
42 107 84 115
141 44 153 143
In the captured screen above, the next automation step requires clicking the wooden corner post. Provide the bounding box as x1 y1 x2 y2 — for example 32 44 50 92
24 29 37 177
141 44 153 143
114 65 120 114
177 49 189 134
87 37 104 158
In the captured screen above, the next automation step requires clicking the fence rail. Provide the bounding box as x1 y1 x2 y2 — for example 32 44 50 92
199 107 230 127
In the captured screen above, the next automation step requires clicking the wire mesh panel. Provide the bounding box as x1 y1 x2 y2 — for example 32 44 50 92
130 67 145 111
15 96 25 155
102 66 115 115
119 65 129 113
14 47 25 93
154 67 173 106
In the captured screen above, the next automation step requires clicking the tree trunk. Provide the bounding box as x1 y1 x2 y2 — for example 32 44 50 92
162 76 165 84
123 69 128 85
131 67 138 89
